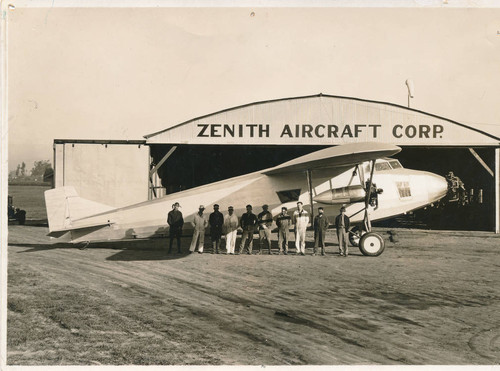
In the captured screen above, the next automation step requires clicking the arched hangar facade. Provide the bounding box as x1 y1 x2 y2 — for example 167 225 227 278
144 94 500 233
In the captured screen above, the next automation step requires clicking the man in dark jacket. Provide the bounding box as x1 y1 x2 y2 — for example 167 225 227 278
257 204 273 255
239 204 257 254
313 207 330 256
275 206 292 255
167 202 184 254
209 204 224 254
335 206 350 257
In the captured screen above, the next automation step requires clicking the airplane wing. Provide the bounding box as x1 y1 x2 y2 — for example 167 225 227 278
263 142 401 175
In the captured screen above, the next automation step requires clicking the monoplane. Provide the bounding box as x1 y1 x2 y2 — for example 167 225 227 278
45 142 449 256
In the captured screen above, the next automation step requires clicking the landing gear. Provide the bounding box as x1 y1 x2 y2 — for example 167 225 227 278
359 232 385 256
78 241 90 250
356 159 385 257
348 226 365 247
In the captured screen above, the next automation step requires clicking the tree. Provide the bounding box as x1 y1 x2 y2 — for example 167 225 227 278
21 162 26 176
31 160 52 177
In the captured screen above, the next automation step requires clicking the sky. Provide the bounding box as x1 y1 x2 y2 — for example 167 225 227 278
5 4 500 172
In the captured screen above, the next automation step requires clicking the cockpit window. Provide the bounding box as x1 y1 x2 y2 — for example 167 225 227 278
389 160 403 169
375 162 392 171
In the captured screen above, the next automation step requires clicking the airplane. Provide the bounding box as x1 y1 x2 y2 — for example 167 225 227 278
44 142 449 256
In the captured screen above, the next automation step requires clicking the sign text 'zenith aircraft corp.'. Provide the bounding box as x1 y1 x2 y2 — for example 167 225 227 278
44 142 449 256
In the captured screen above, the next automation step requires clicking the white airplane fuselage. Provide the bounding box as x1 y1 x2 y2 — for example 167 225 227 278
56 159 448 243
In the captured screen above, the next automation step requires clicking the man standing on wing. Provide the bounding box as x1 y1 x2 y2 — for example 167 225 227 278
190 205 208 254
167 202 184 254
223 206 239 255
292 201 309 256
275 206 291 255
335 206 350 257
257 204 274 255
313 207 329 256
239 204 257 255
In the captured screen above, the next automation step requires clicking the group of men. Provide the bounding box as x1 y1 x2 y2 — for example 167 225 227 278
167 201 352 256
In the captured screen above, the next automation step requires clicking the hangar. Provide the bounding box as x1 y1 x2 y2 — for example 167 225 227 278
53 94 500 232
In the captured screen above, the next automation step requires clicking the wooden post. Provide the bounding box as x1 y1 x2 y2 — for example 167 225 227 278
306 169 314 222
495 148 499 234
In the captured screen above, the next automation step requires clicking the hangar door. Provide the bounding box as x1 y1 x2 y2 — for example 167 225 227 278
53 140 149 207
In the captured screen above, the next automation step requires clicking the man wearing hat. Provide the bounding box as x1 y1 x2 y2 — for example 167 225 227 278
257 204 274 254
223 206 239 254
313 207 330 256
190 205 208 254
167 202 184 254
209 204 224 254
335 206 350 257
239 204 258 254
275 206 292 255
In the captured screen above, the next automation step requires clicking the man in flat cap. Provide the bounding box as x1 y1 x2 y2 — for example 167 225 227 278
167 202 184 254
190 205 208 254
239 204 257 254
209 204 224 254
275 206 291 255
313 207 330 256
223 206 239 255
335 206 350 257
257 204 274 254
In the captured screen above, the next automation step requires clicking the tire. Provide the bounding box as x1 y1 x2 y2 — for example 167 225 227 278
359 232 385 256
348 226 365 247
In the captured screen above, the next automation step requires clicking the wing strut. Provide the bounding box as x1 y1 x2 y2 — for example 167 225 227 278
363 159 376 232
306 169 314 222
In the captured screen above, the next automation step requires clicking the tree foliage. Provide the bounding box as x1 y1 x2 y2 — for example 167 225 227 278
31 160 52 177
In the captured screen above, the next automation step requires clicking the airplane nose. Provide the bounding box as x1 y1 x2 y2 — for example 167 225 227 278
427 173 448 201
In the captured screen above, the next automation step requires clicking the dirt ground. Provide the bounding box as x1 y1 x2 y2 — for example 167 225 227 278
6 224 500 365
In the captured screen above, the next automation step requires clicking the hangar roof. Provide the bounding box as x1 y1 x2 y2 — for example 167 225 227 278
144 94 500 146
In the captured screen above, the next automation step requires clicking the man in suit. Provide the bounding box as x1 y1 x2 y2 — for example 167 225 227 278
209 204 224 254
313 207 329 256
167 202 184 254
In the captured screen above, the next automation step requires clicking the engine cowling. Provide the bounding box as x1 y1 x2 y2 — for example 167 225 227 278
313 185 366 205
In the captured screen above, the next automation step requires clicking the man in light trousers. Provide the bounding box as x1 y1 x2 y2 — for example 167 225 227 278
190 205 208 254
223 206 239 254
292 201 309 256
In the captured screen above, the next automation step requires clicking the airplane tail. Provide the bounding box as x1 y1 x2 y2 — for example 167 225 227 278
44 186 116 234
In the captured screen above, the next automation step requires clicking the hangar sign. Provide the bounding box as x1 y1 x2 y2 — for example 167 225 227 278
195 123 445 140
145 94 499 146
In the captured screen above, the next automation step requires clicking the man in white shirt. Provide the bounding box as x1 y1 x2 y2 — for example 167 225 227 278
190 205 208 254
292 201 309 256
223 206 239 255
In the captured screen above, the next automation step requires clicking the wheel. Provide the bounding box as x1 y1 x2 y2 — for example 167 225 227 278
348 226 365 247
359 232 385 256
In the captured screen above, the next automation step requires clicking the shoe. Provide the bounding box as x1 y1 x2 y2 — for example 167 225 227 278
257 251 262 255
198 251 203 254
247 251 251 255
300 252 305 256
312 253 316 256
321 253 325 256
284 251 288 255
188 251 193 254
268 251 273 255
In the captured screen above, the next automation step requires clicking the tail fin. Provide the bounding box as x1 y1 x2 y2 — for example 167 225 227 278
44 186 116 233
